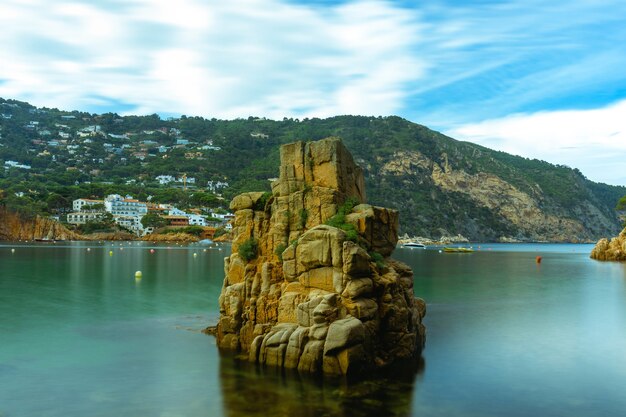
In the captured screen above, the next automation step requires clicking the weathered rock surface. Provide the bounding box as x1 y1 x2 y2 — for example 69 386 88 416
217 137 426 376
590 227 626 261
379 149 620 242
0 208 81 241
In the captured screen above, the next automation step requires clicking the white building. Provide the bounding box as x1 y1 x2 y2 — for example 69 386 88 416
156 175 175 185
73 198 104 212
187 214 207 226
4 160 31 170
168 207 187 216
81 125 101 133
109 197 148 217
177 176 195 184
67 212 103 225
207 180 229 193
104 194 121 212
210 212 234 221
114 215 144 233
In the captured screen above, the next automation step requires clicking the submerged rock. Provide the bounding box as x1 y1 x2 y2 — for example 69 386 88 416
216 137 426 376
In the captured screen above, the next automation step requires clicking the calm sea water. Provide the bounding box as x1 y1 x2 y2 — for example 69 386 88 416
1 242 625 417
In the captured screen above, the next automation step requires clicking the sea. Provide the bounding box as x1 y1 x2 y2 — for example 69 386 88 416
1 241 625 417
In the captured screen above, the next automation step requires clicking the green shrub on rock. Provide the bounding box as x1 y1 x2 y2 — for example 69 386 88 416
238 238 259 262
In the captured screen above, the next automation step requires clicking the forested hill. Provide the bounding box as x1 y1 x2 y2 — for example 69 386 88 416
1 97 624 242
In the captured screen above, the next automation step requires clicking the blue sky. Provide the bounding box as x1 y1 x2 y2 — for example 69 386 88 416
1 0 625 185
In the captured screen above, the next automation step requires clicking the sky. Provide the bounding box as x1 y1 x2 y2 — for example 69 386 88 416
1 0 625 186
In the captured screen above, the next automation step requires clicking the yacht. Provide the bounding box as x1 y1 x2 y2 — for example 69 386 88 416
403 242 426 249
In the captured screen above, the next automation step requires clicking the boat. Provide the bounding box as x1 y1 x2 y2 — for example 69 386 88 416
443 247 474 253
403 242 426 249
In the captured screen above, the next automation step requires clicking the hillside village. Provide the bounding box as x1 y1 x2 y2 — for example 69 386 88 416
68 195 233 237
0 98 236 190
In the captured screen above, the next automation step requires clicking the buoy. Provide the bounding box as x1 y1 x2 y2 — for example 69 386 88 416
150 249 155 254
536 256 542 264
135 270 142 279
109 250 113 256
203 249 207 252
193 253 197 257
87 248 91 252
11 248 15 253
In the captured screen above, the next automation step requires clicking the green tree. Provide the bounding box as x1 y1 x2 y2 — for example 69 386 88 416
89 203 105 211
616 195 626 211
141 212 167 228
46 193 70 213
190 192 219 207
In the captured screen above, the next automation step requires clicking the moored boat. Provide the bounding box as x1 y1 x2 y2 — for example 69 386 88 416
443 247 474 253
403 242 426 249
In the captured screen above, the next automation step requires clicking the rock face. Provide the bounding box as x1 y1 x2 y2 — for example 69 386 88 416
217 138 426 376
0 208 81 241
590 227 626 261
378 149 621 242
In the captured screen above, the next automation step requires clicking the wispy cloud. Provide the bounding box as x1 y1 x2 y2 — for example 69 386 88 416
405 0 626 128
0 0 625 184
447 100 626 186
0 0 425 118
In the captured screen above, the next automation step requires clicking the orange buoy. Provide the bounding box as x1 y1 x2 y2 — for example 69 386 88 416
536 256 542 264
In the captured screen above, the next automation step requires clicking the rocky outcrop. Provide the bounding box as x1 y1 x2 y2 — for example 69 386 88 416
216 138 426 376
590 227 626 261
0 208 81 241
379 149 619 242
430 161 586 241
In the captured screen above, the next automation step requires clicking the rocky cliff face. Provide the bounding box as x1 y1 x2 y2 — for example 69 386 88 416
0 208 81 241
590 227 626 261
378 149 618 242
217 138 426 376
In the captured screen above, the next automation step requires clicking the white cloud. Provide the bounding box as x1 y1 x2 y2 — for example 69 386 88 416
0 0 424 118
1 0 625 186
447 100 626 186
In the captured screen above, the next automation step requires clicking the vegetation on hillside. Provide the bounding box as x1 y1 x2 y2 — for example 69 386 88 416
2 97 625 240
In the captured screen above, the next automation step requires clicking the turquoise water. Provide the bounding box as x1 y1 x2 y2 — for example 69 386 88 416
1 242 625 416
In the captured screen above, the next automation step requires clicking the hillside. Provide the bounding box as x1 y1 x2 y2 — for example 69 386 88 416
1 97 624 242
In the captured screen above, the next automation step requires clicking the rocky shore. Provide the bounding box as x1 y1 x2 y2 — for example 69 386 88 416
0 208 81 241
0 208 202 243
216 137 426 376
590 227 626 261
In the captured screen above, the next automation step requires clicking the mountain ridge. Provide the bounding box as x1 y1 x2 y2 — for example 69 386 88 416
1 97 624 242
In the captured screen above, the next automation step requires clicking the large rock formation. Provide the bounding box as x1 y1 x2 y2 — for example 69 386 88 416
217 138 426 376
590 227 626 261
0 208 81 241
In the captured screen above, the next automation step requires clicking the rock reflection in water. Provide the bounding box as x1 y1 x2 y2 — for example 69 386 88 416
219 354 424 417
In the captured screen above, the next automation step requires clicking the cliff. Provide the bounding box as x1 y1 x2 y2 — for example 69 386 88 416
0 208 81 241
590 227 626 261
216 138 426 376
376 148 618 242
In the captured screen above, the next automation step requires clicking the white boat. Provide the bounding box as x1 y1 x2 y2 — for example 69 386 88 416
403 242 426 249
